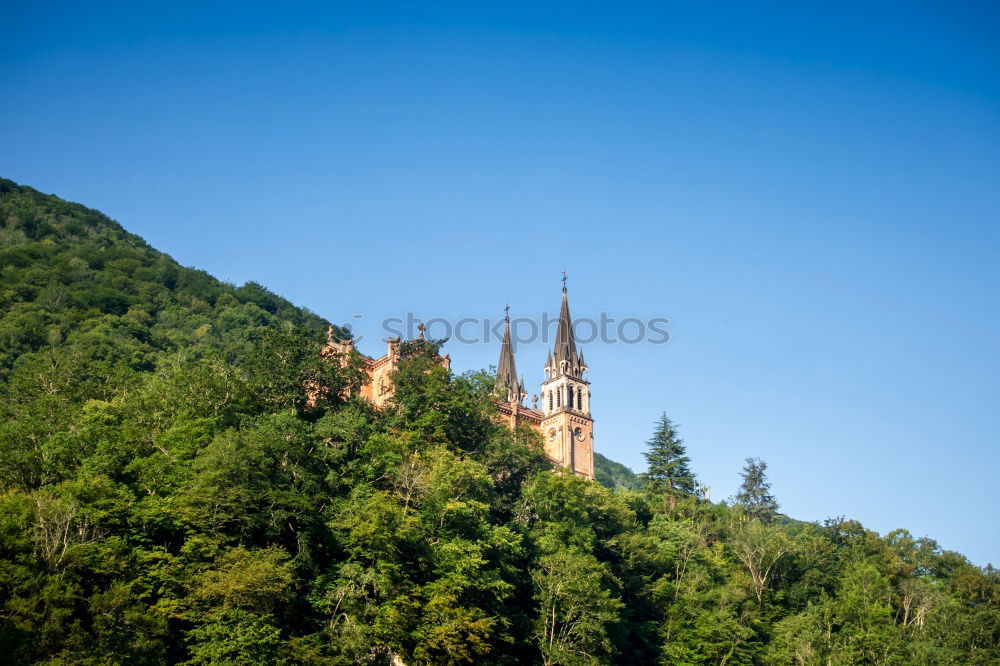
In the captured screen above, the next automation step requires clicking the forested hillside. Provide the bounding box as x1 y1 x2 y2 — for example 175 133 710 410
593 453 644 491
0 178 331 375
1 179 997 664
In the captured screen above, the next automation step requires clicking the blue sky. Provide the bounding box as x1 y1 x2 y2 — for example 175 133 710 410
3 1 998 565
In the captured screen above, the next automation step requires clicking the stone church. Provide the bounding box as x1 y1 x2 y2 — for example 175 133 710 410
320 282 594 480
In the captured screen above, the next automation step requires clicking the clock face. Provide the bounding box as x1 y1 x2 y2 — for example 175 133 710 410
574 427 585 441
548 429 556 441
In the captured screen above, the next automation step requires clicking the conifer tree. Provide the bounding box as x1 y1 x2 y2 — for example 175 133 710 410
736 457 779 522
641 413 697 496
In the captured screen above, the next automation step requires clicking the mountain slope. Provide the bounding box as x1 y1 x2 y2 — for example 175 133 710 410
0 177 330 377
594 451 645 490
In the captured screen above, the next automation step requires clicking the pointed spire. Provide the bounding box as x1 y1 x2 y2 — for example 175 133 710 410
496 305 523 405
552 276 579 374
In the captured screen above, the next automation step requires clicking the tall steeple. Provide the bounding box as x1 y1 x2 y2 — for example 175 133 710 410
546 273 587 379
496 305 524 405
539 274 594 479
553 282 578 371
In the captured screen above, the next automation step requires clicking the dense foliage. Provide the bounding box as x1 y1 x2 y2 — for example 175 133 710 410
1 180 998 664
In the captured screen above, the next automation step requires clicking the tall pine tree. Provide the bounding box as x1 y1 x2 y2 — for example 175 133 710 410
735 457 779 522
641 413 696 496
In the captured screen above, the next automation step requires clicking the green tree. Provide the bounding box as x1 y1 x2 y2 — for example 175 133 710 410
765 562 900 664
640 414 696 497
731 519 793 608
532 545 624 665
184 609 286 665
735 457 779 522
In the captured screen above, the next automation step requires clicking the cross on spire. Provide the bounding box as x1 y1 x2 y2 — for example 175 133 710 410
561 271 568 292
504 303 510 321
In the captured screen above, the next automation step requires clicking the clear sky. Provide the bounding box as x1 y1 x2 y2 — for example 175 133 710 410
3 2 998 565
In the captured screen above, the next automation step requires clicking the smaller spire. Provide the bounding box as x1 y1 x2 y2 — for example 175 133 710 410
496 305 522 405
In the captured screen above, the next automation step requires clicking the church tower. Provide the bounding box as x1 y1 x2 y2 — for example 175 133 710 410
539 278 595 479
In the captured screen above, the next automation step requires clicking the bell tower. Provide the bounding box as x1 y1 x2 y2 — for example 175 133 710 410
539 276 594 479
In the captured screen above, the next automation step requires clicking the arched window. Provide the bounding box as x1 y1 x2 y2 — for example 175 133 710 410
548 391 553 411
556 389 561 408
577 387 583 410
567 385 574 409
